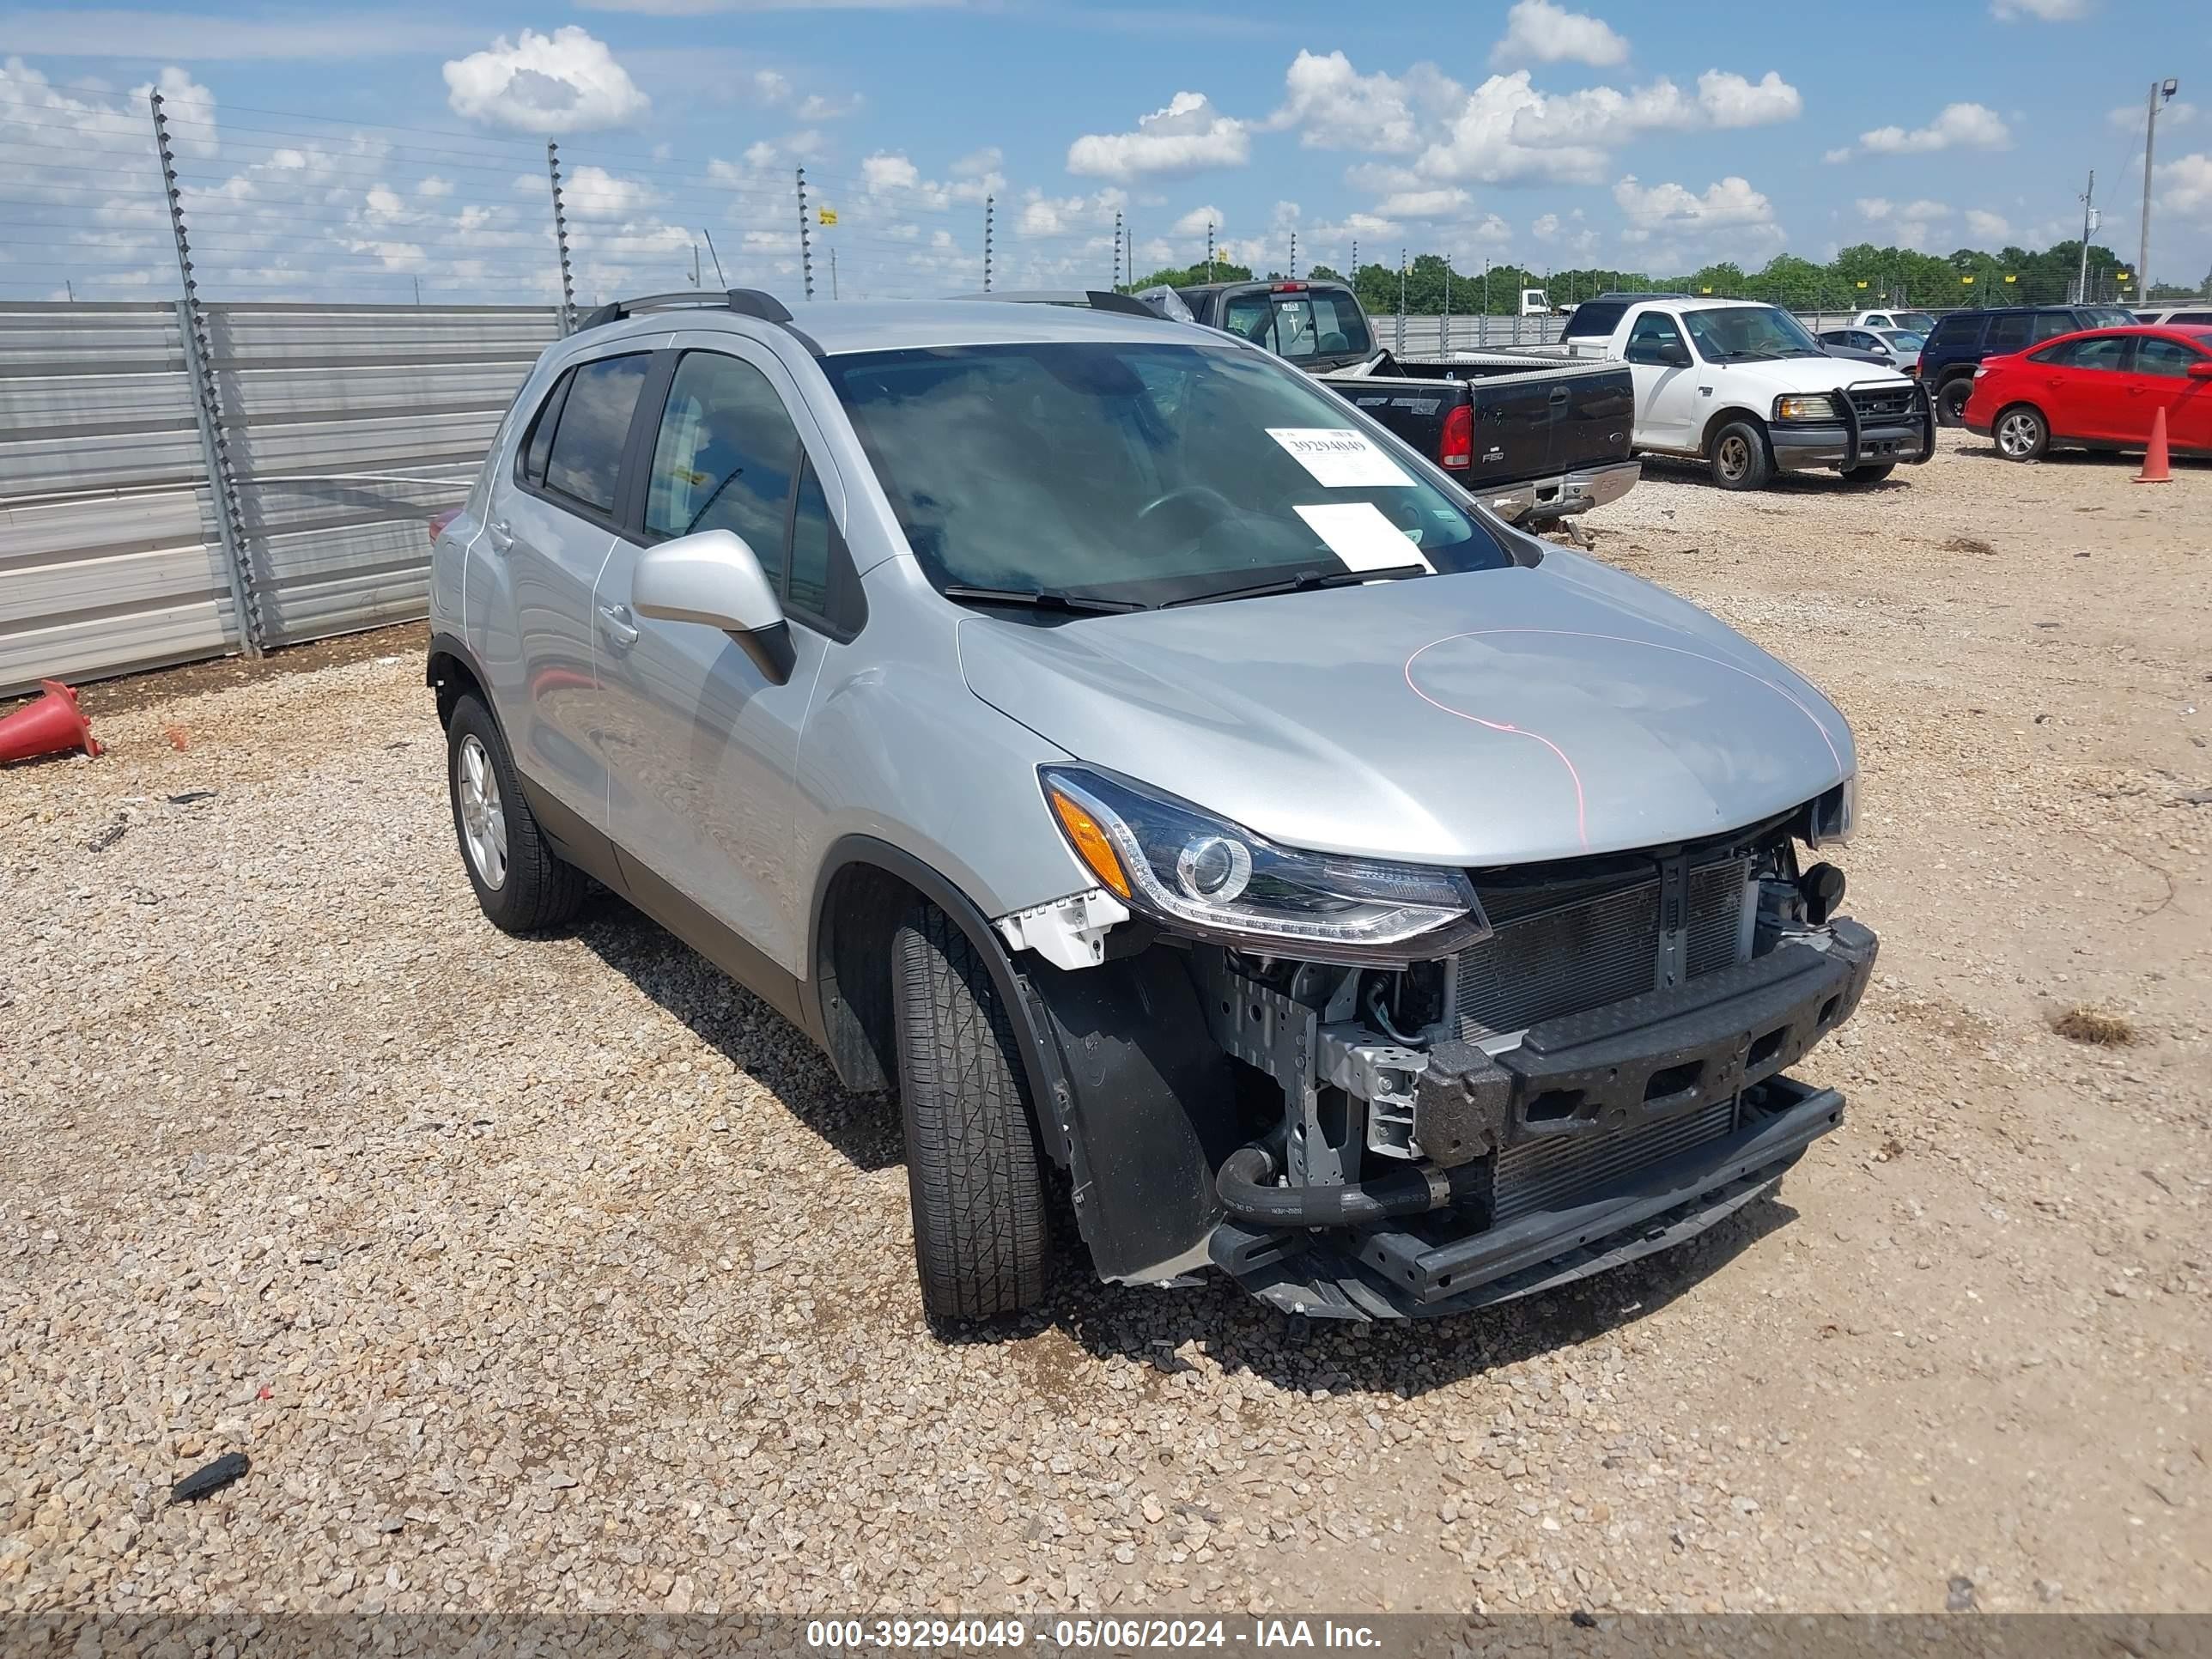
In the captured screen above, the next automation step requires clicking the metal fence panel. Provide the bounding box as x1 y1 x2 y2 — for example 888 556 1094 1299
206 303 558 647
0 302 240 695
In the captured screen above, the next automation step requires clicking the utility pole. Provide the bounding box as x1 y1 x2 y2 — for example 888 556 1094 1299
830 247 838 300
546 141 576 334
2141 78 2179 302
983 195 994 293
2077 171 2095 304
412 275 422 305
688 243 700 288
1397 247 1407 354
703 229 726 287
796 167 814 301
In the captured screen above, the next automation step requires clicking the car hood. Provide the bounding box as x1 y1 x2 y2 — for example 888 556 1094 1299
958 552 1855 868
1713 356 1912 396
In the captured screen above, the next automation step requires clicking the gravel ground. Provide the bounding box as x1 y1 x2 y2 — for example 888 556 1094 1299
3 432 2207 1617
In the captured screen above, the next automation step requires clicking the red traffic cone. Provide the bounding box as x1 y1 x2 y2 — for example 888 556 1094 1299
0 679 102 764
2136 405 2172 484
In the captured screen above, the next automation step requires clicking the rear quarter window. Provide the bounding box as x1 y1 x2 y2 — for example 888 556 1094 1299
1928 314 1983 349
1564 301 1626 338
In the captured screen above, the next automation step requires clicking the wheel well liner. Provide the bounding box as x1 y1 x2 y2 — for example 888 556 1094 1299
426 630 490 727
1702 407 1769 456
807 837 1236 1284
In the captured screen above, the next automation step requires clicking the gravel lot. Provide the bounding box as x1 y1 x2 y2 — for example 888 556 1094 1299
3 433 2207 1617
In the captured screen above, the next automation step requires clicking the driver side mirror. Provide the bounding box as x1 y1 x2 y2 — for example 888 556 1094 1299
2190 362 2212 381
632 527 796 684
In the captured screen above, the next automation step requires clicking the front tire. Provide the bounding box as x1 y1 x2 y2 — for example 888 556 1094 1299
1993 404 2050 463
893 904 1052 1320
1840 462 1896 484
1709 421 1773 491
446 694 586 933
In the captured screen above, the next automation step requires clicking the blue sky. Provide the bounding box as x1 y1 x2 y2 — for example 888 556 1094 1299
2 0 2208 303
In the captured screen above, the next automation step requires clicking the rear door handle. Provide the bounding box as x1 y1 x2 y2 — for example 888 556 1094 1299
485 519 514 553
596 602 640 649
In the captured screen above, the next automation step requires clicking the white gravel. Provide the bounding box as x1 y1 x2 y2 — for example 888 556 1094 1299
2 432 2207 1616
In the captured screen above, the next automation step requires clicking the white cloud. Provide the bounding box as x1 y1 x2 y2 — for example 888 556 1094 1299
859 149 998 210
741 140 777 168
0 10 476 59
442 27 648 133
951 146 1003 178
416 175 453 198
1856 196 1953 250
797 91 863 120
1614 174 1780 244
861 152 919 193
1066 91 1250 180
1171 204 1224 235
1822 146 1852 164
1695 70 1802 128
1855 102 2012 157
1490 0 1628 69
1376 186 1472 220
1277 58 1801 198
1018 186 1127 237
1531 211 1561 240
2158 152 2212 220
1965 207 2012 240
1991 0 2087 18
560 164 663 220
2108 99 2197 134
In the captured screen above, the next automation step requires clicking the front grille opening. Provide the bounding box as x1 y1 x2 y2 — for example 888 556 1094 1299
1817 994 1841 1025
1748 1025 1788 1070
1527 1088 1584 1123
1643 1060 1704 1103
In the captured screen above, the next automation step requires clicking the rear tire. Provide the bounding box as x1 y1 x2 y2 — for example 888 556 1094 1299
446 693 586 934
1936 377 1972 427
893 903 1051 1320
1840 462 1896 484
1709 421 1773 491
1993 404 2050 463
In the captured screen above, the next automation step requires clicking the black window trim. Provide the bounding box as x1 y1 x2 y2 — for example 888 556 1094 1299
629 344 867 645
511 347 662 538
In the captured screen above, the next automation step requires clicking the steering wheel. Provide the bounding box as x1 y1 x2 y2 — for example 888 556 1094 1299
1134 483 1238 534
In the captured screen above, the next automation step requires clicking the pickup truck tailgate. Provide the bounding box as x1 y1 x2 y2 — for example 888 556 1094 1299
1549 364 1637 474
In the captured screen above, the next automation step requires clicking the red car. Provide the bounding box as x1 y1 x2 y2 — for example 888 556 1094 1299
1964 324 2212 462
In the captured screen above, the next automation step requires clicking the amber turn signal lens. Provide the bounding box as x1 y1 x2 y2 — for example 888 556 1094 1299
1048 788 1131 898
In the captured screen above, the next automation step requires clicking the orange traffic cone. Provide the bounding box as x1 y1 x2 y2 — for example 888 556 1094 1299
2136 405 2172 484
0 679 102 764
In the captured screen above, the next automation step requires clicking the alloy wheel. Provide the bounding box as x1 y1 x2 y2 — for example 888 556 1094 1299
456 733 508 890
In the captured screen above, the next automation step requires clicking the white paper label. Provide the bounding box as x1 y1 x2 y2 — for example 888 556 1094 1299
1267 427 1414 488
1294 502 1435 574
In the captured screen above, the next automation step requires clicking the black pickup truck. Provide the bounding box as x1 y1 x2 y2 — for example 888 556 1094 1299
1139 279 1639 526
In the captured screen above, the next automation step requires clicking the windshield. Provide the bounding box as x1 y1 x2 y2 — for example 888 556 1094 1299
1883 331 1926 349
1220 289 1373 362
821 341 1509 608
2082 307 2137 328
1681 305 1824 362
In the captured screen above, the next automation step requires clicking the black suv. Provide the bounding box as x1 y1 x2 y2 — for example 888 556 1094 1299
1920 304 2138 424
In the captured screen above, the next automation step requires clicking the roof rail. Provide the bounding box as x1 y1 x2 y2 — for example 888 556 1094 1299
1594 290 1694 301
952 289 1159 319
577 288 797 330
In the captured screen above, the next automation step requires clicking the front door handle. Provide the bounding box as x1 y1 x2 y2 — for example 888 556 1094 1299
596 602 640 649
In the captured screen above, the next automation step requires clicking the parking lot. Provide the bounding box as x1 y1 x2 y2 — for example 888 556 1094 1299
3 432 2207 1616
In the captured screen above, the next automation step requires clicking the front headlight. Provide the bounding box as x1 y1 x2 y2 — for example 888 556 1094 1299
1774 393 1838 422
1039 767 1490 961
1804 776 1856 848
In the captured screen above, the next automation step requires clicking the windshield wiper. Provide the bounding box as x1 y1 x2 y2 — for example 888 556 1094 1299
940 584 1146 615
1164 562 1431 609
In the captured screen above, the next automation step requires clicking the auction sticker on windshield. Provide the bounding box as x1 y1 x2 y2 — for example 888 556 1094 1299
1267 428 1413 489
1293 502 1434 573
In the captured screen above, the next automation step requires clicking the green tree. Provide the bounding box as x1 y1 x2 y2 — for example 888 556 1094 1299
1123 259 1252 291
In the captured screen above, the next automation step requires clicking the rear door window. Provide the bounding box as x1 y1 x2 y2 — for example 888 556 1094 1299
2135 337 2203 377
544 354 650 514
1929 313 1983 349
518 371 573 489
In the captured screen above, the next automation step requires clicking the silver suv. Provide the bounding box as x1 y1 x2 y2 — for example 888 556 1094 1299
428 289 1876 1324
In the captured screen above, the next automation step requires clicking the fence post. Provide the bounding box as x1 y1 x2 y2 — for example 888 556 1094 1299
545 143 575 334
797 167 815 301
1115 210 1123 289
983 196 994 292
1396 249 1407 355
152 90 263 659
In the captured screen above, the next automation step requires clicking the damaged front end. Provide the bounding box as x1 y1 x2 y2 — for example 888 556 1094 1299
1003 773 1876 1320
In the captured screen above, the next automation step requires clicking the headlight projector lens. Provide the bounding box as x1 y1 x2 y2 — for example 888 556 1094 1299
1176 835 1252 902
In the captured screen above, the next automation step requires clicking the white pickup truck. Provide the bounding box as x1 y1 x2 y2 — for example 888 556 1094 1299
1548 294 1935 490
